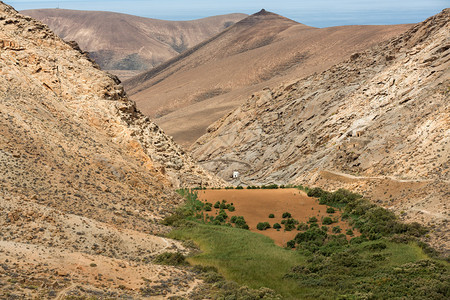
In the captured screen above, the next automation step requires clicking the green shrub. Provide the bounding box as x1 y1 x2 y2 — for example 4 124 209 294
326 207 336 214
257 222 271 231
234 216 249 230
236 186 244 190
273 223 281 229
322 217 333 225
332 226 342 234
154 252 187 266
214 201 220 209
346 229 354 236
297 223 309 231
282 212 292 218
308 216 318 223
269 213 275 218
321 226 329 232
281 218 299 231
286 240 296 248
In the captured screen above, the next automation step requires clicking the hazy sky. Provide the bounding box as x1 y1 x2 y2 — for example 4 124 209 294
4 0 449 27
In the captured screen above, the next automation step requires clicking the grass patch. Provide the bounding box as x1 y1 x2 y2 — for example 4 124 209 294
169 222 312 299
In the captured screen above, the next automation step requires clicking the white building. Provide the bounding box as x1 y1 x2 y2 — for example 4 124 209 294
232 171 239 179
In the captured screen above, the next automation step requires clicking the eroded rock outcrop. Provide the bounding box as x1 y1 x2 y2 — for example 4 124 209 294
0 2 222 298
192 9 450 252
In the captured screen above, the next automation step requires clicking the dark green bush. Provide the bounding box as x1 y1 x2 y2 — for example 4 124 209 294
282 212 292 218
228 205 235 212
214 201 220 209
257 222 271 230
332 226 342 234
326 207 336 214
308 216 318 223
273 223 281 229
346 229 354 236
236 186 244 190
269 213 275 218
286 240 296 248
322 217 333 225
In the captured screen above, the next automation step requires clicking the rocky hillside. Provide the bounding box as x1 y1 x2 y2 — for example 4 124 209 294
22 8 246 79
124 9 411 146
192 9 449 252
0 2 222 298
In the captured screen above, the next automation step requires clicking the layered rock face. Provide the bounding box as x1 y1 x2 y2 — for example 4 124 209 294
192 9 449 252
0 2 222 297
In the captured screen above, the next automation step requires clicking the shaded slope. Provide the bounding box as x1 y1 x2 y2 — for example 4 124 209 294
0 2 222 298
22 8 247 79
191 9 450 252
124 9 411 146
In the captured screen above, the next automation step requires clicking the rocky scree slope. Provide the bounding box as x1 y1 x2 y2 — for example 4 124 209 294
124 9 411 146
192 9 450 253
0 2 221 298
22 8 247 79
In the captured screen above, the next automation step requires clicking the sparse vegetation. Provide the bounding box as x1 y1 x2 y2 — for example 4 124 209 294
168 187 448 299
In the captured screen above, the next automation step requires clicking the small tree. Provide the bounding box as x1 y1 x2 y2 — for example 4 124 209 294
268 213 275 218
282 212 292 218
326 207 336 214
273 223 281 229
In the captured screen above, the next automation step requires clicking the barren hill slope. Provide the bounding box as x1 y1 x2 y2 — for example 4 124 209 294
22 8 246 79
124 9 411 146
192 9 449 252
0 2 222 298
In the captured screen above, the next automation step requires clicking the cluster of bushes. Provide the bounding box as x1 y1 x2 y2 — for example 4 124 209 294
285 245 449 299
230 216 249 230
213 199 235 211
281 218 299 231
257 222 271 230
307 188 428 240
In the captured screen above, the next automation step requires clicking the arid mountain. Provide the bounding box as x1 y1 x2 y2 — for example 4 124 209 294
0 2 223 298
192 9 450 252
124 9 411 147
21 8 247 80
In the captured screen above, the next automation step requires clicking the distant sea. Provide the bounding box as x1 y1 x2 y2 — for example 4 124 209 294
5 0 449 27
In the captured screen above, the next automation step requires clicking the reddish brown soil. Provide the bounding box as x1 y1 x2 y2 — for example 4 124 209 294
198 189 356 247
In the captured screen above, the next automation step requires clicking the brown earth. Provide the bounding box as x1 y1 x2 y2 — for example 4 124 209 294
21 8 247 80
124 9 411 147
0 2 224 298
197 189 356 247
191 9 450 254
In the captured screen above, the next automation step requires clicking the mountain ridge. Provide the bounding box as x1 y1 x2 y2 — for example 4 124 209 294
21 8 247 79
124 10 411 147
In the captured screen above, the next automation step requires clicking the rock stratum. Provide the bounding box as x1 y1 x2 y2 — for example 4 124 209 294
22 8 247 80
124 9 411 147
0 2 222 298
192 9 450 253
